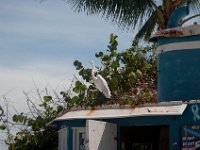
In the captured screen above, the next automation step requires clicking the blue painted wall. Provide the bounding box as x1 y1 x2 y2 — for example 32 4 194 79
57 119 86 150
157 35 200 102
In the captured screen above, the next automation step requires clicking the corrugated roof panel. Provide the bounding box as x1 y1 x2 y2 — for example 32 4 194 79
53 104 187 121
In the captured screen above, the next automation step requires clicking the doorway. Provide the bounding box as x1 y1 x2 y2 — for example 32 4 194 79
120 125 169 150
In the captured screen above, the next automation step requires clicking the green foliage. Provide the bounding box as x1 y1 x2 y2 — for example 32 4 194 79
6 96 60 150
4 34 157 150
0 105 6 131
0 124 6 130
7 127 58 150
68 33 157 107
0 105 4 116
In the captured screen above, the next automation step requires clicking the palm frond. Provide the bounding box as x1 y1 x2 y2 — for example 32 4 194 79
135 10 158 41
66 0 200 41
67 0 156 29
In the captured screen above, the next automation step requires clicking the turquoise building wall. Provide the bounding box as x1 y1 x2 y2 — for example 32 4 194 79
157 35 200 102
55 8 200 149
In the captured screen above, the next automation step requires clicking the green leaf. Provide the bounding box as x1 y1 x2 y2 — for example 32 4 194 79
95 52 104 58
57 106 64 114
73 60 79 66
43 96 52 102
12 114 19 122
74 60 83 70
0 106 4 116
71 96 79 105
111 61 119 68
111 77 118 85
0 124 6 130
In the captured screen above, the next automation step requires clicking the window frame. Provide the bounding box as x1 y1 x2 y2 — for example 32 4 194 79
72 127 86 150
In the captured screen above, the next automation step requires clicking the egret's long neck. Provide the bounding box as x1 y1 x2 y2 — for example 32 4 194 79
90 61 97 79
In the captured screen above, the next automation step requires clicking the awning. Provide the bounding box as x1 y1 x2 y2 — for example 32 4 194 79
52 103 187 122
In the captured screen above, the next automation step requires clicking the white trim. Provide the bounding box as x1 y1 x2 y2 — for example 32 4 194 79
156 41 200 55
72 127 86 150
58 128 68 150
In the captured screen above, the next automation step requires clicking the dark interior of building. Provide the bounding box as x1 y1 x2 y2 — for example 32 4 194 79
120 125 169 150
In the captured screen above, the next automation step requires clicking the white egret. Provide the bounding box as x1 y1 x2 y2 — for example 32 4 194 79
89 60 111 98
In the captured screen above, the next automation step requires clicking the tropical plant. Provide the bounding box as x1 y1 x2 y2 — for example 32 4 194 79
0 105 6 130
66 0 200 40
5 94 63 150
3 34 157 150
71 34 157 106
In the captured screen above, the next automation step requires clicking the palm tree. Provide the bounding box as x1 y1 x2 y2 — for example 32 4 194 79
66 0 200 40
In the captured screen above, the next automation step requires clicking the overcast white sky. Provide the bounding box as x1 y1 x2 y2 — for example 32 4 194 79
0 0 134 125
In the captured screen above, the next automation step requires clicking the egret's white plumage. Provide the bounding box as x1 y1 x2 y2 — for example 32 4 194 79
89 61 111 98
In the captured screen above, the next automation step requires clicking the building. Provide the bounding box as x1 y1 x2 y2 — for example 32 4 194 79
50 6 200 150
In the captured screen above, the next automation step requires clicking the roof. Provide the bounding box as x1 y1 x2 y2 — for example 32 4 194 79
51 103 187 123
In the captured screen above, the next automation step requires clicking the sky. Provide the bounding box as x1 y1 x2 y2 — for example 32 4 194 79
0 0 134 135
